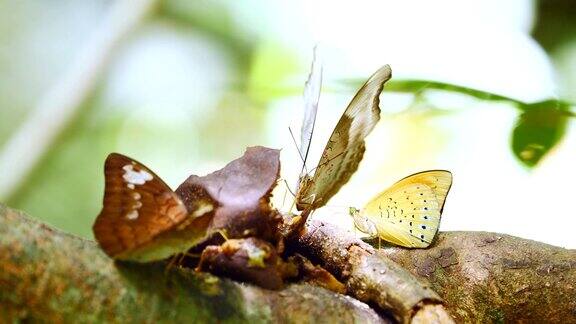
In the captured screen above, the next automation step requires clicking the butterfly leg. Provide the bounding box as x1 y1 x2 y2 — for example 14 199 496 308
286 186 298 213
176 252 187 267
301 193 316 222
167 252 203 272
308 193 316 206
215 229 229 241
299 194 317 224
282 179 296 199
164 254 180 274
280 181 288 210
306 209 315 225
278 178 296 212
184 252 202 259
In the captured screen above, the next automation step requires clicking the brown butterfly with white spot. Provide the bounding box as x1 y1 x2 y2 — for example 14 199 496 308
93 153 216 262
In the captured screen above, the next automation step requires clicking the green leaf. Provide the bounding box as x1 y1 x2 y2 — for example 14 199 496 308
511 100 572 168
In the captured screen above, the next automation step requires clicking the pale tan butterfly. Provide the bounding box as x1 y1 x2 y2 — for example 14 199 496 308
295 65 393 214
349 170 452 248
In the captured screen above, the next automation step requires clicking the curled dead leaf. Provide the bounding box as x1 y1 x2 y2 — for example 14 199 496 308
176 146 283 244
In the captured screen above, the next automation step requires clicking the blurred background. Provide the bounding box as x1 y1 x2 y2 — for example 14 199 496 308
0 0 574 247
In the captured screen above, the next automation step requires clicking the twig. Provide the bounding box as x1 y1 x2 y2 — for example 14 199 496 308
293 221 452 324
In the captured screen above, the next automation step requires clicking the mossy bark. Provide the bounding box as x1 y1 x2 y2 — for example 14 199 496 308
0 204 386 323
2 203 575 323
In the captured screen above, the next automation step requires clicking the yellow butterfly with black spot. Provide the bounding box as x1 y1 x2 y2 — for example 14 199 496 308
349 170 452 248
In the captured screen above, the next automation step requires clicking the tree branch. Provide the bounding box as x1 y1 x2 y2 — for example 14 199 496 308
293 221 453 323
2 203 574 323
294 221 576 323
381 231 576 323
0 204 387 323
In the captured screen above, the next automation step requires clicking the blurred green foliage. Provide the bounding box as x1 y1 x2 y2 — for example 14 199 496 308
0 0 575 240
8 92 123 237
381 79 575 167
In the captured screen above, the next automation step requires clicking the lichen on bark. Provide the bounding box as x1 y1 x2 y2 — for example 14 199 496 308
2 203 575 323
0 204 386 323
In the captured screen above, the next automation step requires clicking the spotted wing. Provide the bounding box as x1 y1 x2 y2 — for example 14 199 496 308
297 65 392 210
362 170 452 248
92 153 189 260
393 170 452 212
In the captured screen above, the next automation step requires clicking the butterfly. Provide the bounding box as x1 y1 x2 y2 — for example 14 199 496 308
349 170 452 248
93 153 216 262
295 64 393 213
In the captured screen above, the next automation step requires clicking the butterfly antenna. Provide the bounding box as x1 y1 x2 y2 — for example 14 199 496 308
300 105 317 176
288 127 308 172
299 129 314 178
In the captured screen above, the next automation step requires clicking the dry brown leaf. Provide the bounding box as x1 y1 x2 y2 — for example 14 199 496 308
176 146 282 243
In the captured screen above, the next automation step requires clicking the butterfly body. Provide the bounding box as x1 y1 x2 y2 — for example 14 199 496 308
93 153 217 262
297 141 366 211
350 170 452 248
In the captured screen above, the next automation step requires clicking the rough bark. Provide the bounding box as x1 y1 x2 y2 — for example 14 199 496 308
293 221 453 324
295 221 576 323
3 203 575 323
380 231 576 323
0 204 387 323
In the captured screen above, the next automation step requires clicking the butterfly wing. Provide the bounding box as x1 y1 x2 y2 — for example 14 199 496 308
93 153 189 260
361 170 452 248
299 46 323 166
297 65 392 211
394 170 453 212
